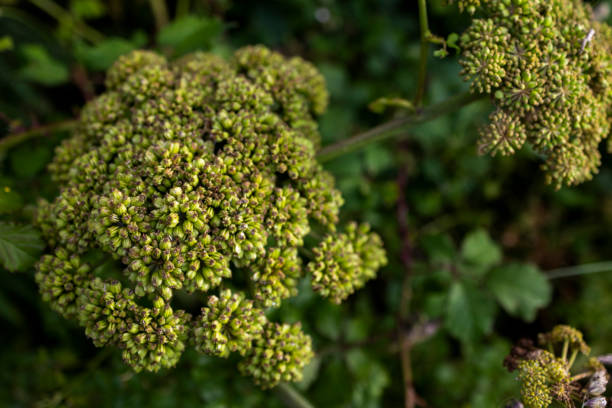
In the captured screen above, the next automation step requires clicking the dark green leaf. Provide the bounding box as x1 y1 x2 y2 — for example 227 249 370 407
445 281 496 343
487 262 551 321
421 233 456 263
0 222 45 272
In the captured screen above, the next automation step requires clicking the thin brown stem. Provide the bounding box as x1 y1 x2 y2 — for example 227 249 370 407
149 0 169 31
396 142 418 408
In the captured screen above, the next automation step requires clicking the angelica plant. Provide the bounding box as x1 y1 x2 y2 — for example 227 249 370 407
457 0 612 187
33 45 387 388
504 325 609 408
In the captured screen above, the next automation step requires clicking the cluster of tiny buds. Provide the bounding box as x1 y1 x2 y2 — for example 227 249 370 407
504 325 610 408
34 45 387 388
457 0 612 188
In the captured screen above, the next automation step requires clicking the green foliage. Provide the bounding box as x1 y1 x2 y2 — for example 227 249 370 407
415 230 551 344
2 0 612 406
460 228 502 271
0 222 45 272
18 44 69 86
445 280 496 343
487 262 551 321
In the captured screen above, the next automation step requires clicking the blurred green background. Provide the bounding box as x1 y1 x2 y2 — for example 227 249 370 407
2 0 612 406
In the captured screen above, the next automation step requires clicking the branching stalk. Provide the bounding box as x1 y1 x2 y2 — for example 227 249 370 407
316 91 486 162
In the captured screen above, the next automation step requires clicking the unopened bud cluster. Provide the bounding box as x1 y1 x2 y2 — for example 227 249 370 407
35 46 387 388
308 222 387 304
504 325 609 408
458 0 612 187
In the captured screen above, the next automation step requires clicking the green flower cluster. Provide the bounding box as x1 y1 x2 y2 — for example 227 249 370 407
238 322 313 388
308 222 387 304
517 351 570 408
34 46 387 387
458 0 612 187
538 324 590 356
505 325 607 408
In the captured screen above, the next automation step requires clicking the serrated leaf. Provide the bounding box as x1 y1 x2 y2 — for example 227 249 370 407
157 16 223 56
461 229 501 272
445 281 496 343
487 262 551 321
0 223 45 272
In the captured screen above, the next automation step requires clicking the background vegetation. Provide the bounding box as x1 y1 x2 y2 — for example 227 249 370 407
2 0 612 406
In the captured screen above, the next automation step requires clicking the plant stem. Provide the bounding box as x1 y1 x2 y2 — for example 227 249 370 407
414 0 430 107
546 261 612 279
396 143 418 408
148 0 169 31
0 119 77 152
567 349 579 369
275 383 315 408
570 371 593 382
316 91 485 163
28 0 105 44
561 339 569 362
